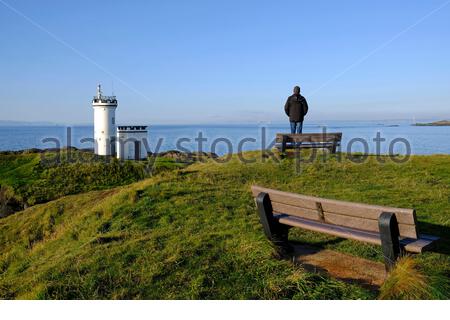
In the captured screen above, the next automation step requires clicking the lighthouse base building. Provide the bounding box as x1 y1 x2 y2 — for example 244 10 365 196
92 84 148 160
116 126 149 160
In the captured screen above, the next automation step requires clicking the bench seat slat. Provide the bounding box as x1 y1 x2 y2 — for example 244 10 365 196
271 203 418 239
275 214 382 245
276 133 342 143
276 133 343 137
401 234 439 253
274 210 417 239
275 214 437 253
276 142 337 146
277 138 340 143
275 143 337 149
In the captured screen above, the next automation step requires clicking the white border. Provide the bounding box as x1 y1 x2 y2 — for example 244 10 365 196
0 300 446 320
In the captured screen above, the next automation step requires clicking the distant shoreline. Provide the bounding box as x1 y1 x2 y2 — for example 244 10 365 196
413 120 450 126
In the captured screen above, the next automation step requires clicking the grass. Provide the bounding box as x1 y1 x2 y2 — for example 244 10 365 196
0 150 188 213
379 255 449 299
0 150 449 299
0 153 40 188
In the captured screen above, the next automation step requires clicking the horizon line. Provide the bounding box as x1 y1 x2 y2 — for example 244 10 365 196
1 118 449 127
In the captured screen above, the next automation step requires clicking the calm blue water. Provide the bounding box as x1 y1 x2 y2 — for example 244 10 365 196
0 121 449 155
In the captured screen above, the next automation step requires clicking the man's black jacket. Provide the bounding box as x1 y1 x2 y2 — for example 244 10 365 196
284 94 308 122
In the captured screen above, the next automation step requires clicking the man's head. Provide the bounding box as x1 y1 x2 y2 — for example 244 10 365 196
293 86 300 95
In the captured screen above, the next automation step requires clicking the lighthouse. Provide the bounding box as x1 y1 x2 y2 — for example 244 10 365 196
92 84 117 156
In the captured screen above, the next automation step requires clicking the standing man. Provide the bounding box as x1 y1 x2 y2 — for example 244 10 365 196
284 86 308 134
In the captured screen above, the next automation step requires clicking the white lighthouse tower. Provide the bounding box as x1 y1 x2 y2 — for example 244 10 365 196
92 84 117 156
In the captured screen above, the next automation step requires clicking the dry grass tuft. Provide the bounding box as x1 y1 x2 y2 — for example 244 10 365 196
379 256 436 299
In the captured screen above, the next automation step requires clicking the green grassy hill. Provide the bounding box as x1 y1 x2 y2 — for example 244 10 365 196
0 152 449 299
0 150 187 216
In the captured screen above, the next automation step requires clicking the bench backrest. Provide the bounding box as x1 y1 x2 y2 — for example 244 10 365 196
276 132 342 143
251 185 418 239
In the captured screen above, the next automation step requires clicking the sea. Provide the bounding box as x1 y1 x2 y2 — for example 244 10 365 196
0 120 449 156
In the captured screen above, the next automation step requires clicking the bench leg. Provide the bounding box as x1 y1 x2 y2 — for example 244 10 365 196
379 212 401 272
256 192 291 254
331 143 337 154
281 136 287 154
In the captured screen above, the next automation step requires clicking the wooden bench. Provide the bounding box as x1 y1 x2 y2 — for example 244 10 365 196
251 185 439 271
275 132 342 154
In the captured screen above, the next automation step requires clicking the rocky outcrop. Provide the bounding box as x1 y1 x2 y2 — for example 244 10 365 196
154 150 218 162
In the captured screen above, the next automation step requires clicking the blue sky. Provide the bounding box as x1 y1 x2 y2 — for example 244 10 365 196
0 0 449 124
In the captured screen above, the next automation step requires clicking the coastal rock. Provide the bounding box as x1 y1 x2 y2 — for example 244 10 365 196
154 150 218 162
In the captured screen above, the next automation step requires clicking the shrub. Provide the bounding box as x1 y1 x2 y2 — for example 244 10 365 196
379 256 449 299
0 185 23 218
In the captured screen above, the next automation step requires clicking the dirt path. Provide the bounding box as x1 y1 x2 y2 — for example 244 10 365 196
291 243 386 291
